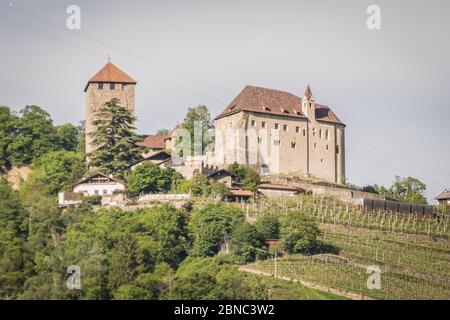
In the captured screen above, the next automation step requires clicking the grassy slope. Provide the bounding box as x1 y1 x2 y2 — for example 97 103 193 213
250 274 347 300
242 196 450 300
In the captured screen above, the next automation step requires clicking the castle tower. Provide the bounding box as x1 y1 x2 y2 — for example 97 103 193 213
84 61 137 155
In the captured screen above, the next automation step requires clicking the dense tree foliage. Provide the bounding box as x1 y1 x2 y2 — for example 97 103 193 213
89 98 145 178
173 173 230 198
171 256 266 300
190 203 244 257
0 105 80 169
0 179 27 299
62 204 188 299
127 162 183 197
255 213 280 240
231 223 267 263
177 105 213 157
362 175 428 204
280 211 321 254
228 163 261 192
20 151 86 196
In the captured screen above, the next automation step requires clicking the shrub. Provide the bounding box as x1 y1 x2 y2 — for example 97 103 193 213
280 211 321 254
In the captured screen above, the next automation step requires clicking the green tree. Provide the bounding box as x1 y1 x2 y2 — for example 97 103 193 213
177 105 213 157
113 263 174 300
280 211 321 254
390 176 427 204
255 213 280 240
127 162 183 197
0 179 27 299
109 234 146 290
0 106 18 170
228 163 260 192
190 203 244 257
171 256 264 300
232 223 266 263
23 151 86 195
56 123 79 152
7 106 60 165
89 98 145 178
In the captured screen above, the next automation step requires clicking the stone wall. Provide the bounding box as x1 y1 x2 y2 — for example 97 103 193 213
213 110 345 183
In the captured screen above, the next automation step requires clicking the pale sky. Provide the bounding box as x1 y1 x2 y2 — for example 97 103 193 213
0 0 449 202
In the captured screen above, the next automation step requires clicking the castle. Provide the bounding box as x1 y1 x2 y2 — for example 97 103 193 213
85 62 346 184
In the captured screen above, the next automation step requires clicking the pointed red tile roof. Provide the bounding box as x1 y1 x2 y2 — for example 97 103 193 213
215 85 344 125
215 85 306 120
304 84 313 100
84 62 136 91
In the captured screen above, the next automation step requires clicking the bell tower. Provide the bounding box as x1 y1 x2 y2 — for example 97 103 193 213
302 84 316 121
84 61 137 155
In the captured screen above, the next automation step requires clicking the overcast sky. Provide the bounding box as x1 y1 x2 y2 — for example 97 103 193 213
0 0 449 202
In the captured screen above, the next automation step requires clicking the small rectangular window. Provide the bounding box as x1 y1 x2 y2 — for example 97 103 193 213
319 129 322 139
261 121 266 128
98 83 104 90
336 145 340 154
325 130 329 139
314 143 317 149
326 145 329 150
291 142 296 149
110 83 115 90
94 190 99 195
103 190 108 195
258 137 263 144
312 128 316 136
295 126 300 133
273 139 280 146
283 124 288 131
251 120 255 127
229 122 233 128
274 123 279 130
303 129 306 136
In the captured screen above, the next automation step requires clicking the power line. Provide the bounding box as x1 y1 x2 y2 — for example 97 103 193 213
0 13 227 106
347 150 447 189
0 1 233 96
350 138 450 178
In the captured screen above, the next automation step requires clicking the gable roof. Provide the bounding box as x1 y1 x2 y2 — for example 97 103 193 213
129 150 172 167
215 85 344 125
258 183 300 191
74 172 125 186
435 190 450 200
216 85 305 120
229 189 254 197
84 62 137 91
206 169 237 179
138 134 168 149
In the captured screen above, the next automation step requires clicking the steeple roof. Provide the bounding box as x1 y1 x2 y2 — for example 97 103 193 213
304 84 314 100
84 62 136 91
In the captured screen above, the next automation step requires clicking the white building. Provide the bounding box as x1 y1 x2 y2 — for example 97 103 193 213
73 173 126 196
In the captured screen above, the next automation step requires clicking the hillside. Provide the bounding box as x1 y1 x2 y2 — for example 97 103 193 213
241 195 450 300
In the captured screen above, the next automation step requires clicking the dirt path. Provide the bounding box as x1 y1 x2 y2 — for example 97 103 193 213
238 266 375 300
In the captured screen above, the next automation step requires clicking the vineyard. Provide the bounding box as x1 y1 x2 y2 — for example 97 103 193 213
239 195 450 300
